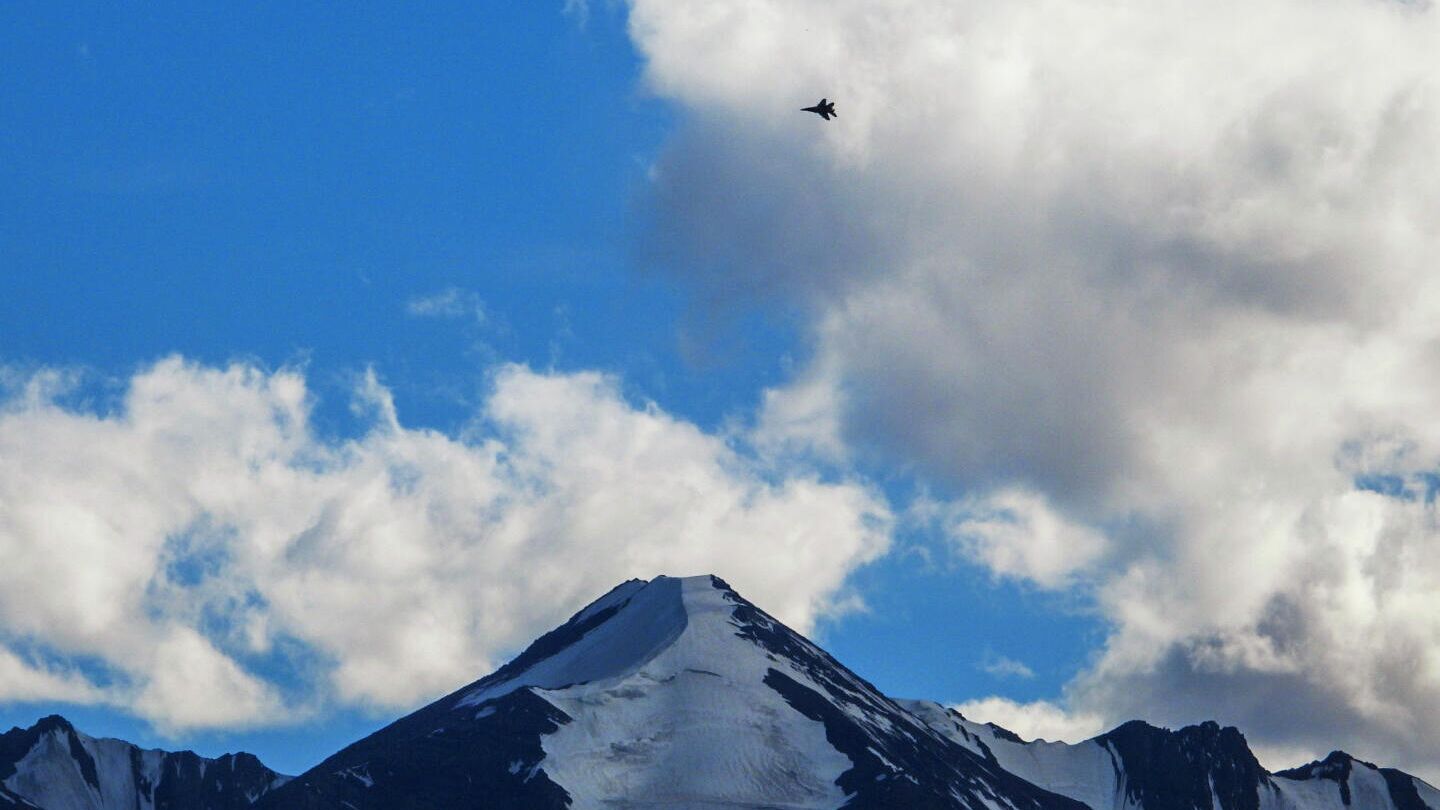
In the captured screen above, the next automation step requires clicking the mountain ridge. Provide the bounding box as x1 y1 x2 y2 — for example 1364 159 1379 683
4 573 1435 809
903 698 1440 810
0 714 287 810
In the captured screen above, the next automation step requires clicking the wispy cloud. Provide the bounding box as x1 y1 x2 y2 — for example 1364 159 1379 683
981 655 1036 681
563 0 590 28
405 287 486 323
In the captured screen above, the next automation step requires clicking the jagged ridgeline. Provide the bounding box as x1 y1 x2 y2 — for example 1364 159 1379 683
4 575 1437 809
0 715 286 809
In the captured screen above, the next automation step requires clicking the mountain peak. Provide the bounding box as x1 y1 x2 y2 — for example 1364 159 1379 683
1271 749 1440 809
456 574 706 708
28 715 74 735
261 574 1091 809
1274 749 1365 783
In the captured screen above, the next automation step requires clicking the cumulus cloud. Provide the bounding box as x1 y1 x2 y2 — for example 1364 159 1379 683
918 489 1108 589
0 357 890 730
625 0 1440 777
953 697 1107 744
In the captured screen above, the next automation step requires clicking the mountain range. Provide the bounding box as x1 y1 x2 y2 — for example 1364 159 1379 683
3 574 1435 809
0 714 286 809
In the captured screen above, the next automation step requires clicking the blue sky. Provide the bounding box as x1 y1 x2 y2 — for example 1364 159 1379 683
0 3 1101 774
4 4 679 414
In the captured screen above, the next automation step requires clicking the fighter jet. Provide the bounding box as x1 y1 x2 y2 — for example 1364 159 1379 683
802 98 837 120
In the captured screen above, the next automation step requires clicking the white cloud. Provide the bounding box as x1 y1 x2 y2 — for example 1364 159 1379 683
981 655 1036 681
920 489 1108 589
753 357 848 463
0 648 102 705
0 357 890 729
625 0 1440 778
952 697 1107 744
132 628 288 733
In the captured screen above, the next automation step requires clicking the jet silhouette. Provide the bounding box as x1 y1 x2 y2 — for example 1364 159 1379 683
802 98 837 120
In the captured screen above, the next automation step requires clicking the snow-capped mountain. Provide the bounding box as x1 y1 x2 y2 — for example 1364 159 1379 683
258 574 1088 809
0 715 287 810
9 574 1437 809
904 700 1440 810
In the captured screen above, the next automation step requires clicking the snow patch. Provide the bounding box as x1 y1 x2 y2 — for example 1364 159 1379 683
335 765 375 789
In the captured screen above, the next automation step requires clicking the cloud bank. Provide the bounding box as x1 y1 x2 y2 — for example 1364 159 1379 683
625 0 1440 776
0 357 889 731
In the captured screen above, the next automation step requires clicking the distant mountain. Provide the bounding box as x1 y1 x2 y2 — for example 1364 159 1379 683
904 699 1440 810
0 715 287 810
1274 751 1439 810
8 574 1437 809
